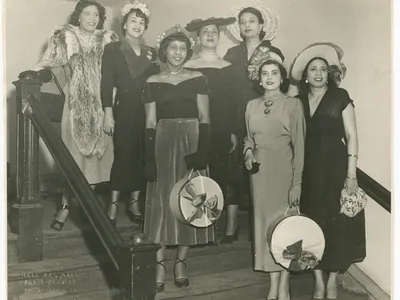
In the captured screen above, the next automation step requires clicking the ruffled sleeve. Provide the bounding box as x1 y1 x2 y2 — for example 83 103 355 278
142 83 155 104
196 75 210 96
337 88 355 111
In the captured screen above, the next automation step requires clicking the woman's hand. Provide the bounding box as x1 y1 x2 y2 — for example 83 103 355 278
244 149 257 171
288 185 301 207
103 109 114 136
229 133 238 154
345 177 358 195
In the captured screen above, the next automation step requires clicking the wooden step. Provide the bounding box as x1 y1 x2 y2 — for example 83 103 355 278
8 239 253 300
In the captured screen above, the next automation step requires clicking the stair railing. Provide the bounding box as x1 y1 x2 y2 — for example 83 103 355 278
9 71 160 300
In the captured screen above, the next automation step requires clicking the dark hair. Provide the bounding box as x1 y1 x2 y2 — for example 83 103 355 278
121 9 149 36
196 24 220 37
255 60 290 94
298 57 339 93
69 0 106 30
158 33 193 63
238 7 266 41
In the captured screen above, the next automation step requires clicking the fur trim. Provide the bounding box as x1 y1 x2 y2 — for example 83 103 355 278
36 25 119 158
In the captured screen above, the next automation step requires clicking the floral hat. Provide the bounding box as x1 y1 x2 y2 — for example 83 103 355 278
226 1 280 42
291 43 346 82
120 0 150 19
156 24 196 49
185 17 236 34
247 43 285 81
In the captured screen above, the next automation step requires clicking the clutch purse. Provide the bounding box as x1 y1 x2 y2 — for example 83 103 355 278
340 187 367 217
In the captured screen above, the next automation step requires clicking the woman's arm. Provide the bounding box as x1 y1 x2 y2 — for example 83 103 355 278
145 102 157 129
243 101 255 155
101 44 115 135
343 102 359 193
196 93 210 124
290 99 306 187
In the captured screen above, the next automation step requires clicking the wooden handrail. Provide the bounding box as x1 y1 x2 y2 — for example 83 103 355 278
357 168 391 212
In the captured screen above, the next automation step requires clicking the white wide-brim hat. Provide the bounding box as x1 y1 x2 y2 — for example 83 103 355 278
291 44 342 81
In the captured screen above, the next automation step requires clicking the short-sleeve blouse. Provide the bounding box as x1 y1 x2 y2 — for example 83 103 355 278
142 75 210 120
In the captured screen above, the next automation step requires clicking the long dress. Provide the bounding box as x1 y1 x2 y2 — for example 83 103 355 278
224 40 283 205
36 24 118 184
185 66 237 200
298 87 366 272
244 93 305 272
101 40 159 192
142 75 215 246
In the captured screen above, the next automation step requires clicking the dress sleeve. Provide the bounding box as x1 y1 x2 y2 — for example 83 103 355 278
290 98 306 186
35 28 68 70
243 101 255 153
338 88 355 111
196 75 210 95
142 83 155 104
100 43 115 108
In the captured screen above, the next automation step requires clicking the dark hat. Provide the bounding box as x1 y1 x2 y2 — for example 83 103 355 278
185 17 236 33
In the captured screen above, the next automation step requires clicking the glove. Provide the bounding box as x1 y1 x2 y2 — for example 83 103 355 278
185 123 210 170
144 128 157 182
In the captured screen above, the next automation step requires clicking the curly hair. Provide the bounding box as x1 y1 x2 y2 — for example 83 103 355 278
121 9 149 36
254 60 289 94
298 57 340 93
158 33 193 64
69 0 106 30
238 7 266 41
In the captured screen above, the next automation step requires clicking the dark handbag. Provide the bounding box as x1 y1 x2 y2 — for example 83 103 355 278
39 70 65 122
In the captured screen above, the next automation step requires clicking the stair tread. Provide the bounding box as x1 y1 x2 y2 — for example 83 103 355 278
8 239 251 279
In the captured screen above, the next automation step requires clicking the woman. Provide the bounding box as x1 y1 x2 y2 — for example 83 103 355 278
184 17 238 239
223 6 283 241
35 0 118 231
142 25 214 293
243 53 305 300
291 43 366 300
101 1 158 226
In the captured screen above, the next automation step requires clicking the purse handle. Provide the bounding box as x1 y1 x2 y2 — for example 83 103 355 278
48 70 65 97
284 205 300 216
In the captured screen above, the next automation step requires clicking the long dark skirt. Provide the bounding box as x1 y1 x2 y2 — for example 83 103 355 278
144 119 215 246
300 143 366 272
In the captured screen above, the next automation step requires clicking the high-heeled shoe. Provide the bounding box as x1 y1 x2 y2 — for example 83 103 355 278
156 260 167 293
174 258 189 288
220 227 239 244
126 198 144 225
50 204 69 231
107 202 118 228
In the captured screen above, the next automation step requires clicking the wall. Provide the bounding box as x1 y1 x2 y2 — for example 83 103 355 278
5 0 391 294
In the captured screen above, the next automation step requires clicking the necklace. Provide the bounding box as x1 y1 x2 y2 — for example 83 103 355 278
165 67 184 75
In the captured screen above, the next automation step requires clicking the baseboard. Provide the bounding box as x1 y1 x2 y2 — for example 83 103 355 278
345 263 390 300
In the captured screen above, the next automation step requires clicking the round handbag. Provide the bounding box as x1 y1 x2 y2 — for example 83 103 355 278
340 187 367 217
267 206 325 271
169 170 224 228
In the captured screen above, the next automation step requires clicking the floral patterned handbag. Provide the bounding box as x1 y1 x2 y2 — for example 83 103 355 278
340 187 367 217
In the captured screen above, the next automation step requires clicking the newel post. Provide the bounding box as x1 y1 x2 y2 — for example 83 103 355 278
9 71 43 262
115 237 160 300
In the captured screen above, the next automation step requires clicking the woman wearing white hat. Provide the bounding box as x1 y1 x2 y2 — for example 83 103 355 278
291 43 366 299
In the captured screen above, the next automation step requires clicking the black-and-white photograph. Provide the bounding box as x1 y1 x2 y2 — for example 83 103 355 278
3 0 394 299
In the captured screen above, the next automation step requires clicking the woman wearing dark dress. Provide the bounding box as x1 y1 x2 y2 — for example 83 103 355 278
291 43 366 300
184 17 238 243
101 1 158 226
142 26 214 293
222 5 283 241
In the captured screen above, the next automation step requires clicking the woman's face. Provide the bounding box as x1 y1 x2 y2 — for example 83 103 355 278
124 12 146 39
260 63 282 92
239 12 262 39
306 59 329 88
79 5 100 33
166 40 188 67
199 24 219 49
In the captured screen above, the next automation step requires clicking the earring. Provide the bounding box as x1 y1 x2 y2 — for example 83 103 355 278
259 82 262 85
305 78 308 84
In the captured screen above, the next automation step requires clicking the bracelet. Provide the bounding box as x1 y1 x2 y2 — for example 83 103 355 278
348 154 358 158
346 176 357 180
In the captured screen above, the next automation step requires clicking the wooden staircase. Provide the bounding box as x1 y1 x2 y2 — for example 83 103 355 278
8 194 371 300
